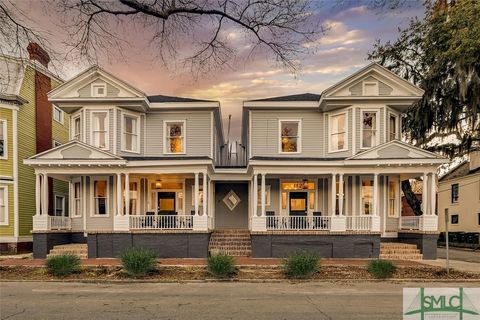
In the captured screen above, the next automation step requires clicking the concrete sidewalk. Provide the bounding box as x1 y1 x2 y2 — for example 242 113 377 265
420 259 480 273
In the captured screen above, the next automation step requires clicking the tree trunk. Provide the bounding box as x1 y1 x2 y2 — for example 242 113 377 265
401 180 423 216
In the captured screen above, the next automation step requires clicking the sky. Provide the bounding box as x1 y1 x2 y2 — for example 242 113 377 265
11 0 426 142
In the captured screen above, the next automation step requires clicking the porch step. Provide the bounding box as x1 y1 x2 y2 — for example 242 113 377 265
379 242 422 260
47 244 88 259
209 230 252 257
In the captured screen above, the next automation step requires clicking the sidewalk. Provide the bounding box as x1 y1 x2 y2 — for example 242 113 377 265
0 257 422 267
420 259 480 273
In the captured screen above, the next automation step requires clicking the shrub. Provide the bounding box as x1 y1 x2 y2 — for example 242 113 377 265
121 247 157 276
207 253 237 278
283 251 320 279
46 254 81 276
367 259 396 279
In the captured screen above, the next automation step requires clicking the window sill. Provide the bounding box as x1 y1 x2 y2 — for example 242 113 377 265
121 149 140 154
327 149 348 154
163 152 187 155
278 151 301 154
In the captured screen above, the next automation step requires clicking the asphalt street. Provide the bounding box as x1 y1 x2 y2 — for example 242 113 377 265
1 281 479 320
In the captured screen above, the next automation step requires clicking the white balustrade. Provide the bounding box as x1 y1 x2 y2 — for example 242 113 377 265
49 216 71 230
400 216 421 230
265 216 331 231
130 215 193 230
346 215 372 231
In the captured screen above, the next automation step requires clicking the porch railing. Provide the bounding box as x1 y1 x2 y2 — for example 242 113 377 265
266 216 331 231
346 215 372 231
49 216 71 230
129 215 194 230
400 216 421 230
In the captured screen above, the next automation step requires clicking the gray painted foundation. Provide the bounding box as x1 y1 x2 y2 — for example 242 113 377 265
397 232 439 260
87 233 211 258
251 234 381 258
32 232 87 259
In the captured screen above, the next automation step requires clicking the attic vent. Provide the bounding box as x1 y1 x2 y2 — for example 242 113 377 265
92 83 107 97
363 82 378 95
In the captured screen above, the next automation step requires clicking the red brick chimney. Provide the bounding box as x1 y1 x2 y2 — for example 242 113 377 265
27 43 50 68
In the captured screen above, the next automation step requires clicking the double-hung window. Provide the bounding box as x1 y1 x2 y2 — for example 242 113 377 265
93 179 108 216
164 121 185 154
330 113 346 152
92 111 109 149
0 186 8 225
53 106 64 124
0 120 7 159
361 111 378 148
389 115 397 141
72 115 81 141
388 180 397 217
122 114 139 152
361 179 373 215
279 120 301 153
73 181 82 217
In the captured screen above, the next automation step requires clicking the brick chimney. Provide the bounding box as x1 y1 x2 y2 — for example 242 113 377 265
27 43 50 68
469 150 480 172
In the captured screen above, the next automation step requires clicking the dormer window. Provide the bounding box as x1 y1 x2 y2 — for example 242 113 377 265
92 83 107 97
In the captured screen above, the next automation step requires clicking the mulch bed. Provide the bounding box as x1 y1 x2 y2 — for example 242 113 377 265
0 264 478 281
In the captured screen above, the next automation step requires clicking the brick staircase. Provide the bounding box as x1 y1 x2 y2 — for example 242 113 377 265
209 230 252 256
379 242 423 260
47 244 88 259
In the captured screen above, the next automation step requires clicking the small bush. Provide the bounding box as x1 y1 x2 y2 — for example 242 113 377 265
283 251 320 279
121 247 157 276
46 254 81 276
367 260 396 279
207 253 237 278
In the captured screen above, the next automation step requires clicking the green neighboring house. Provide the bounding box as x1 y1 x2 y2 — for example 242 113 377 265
0 44 70 253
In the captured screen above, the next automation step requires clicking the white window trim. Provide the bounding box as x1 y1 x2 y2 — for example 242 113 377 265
71 178 82 218
53 106 64 124
121 112 141 154
387 176 400 218
0 185 9 226
257 185 271 206
163 120 186 155
278 119 302 154
388 112 399 141
90 110 110 150
71 114 82 141
90 176 110 217
328 111 349 153
362 81 379 96
91 83 107 97
360 109 380 149
52 140 62 148
0 119 7 160
54 194 66 217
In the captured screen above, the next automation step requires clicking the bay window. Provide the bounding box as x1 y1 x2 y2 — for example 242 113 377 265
279 120 301 153
93 178 108 216
361 111 378 148
122 114 139 152
92 111 109 149
72 115 81 141
164 121 185 154
0 119 6 159
330 113 346 152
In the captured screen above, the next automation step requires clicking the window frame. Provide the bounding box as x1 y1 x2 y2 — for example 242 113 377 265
278 119 302 154
451 214 459 225
0 119 7 160
52 140 62 148
328 111 348 153
163 120 186 155
121 112 141 153
91 176 110 217
54 195 66 217
72 179 82 218
388 113 399 141
0 185 8 226
360 109 380 149
91 83 107 97
451 183 459 203
387 176 399 217
360 177 374 215
53 106 64 124
90 110 110 150
71 114 82 141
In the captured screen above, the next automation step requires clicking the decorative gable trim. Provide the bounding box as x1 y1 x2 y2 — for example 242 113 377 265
347 140 446 161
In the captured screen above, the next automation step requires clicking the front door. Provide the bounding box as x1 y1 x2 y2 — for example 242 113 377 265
289 192 308 216
158 192 176 214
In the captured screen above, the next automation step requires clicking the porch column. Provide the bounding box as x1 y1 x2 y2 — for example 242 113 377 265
260 173 266 217
125 173 130 216
430 172 436 215
331 173 336 215
69 180 74 217
202 172 207 217
338 174 344 216
253 174 258 217
35 173 41 216
42 173 49 215
422 172 428 215
373 173 379 216
194 172 199 216
116 173 122 215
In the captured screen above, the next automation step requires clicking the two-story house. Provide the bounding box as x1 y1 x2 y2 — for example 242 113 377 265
0 44 70 253
25 63 447 259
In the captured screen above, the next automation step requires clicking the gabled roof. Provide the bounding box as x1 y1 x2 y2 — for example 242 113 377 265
248 93 321 102
347 140 447 162
147 95 215 103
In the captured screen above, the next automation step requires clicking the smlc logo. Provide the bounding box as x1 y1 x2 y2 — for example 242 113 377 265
403 288 480 320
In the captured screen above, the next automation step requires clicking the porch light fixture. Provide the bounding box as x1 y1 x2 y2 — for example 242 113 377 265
155 180 162 189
